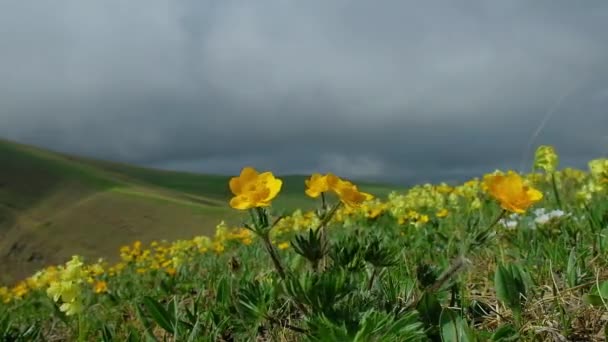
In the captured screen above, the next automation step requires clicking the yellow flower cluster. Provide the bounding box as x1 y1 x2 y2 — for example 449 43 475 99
589 158 608 184
46 256 86 316
272 209 320 236
360 199 389 219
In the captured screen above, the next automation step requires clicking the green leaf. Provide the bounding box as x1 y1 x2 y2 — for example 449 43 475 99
135 303 160 342
440 308 475 342
353 310 426 342
494 264 522 318
0 313 9 335
142 296 175 335
416 292 442 327
583 294 605 307
491 324 519 341
584 280 608 307
101 324 114 342
305 314 350 342
599 281 608 299
566 248 578 288
186 318 203 342
50 301 69 325
215 277 231 306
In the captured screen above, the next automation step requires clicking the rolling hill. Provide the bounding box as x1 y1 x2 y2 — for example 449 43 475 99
0 139 397 283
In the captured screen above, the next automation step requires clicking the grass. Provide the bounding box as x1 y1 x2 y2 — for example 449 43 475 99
0 139 396 284
0 149 606 340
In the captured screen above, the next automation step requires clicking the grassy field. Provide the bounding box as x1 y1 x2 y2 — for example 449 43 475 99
2 142 608 341
0 139 396 284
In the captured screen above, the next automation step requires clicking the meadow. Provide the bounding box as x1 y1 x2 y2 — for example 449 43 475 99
0 139 394 284
1 145 607 341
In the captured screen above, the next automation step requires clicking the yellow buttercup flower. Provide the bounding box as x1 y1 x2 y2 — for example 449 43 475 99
326 174 373 208
229 167 282 210
484 171 543 214
305 173 332 198
93 281 108 294
278 242 290 250
304 172 373 207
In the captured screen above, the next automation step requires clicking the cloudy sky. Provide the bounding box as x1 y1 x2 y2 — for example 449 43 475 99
1 1 607 184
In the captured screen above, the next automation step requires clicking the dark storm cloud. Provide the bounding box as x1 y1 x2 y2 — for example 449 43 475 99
1 0 607 184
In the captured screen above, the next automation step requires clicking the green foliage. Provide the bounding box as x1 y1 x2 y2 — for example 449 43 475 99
440 308 476 342
291 228 329 269
494 263 531 323
329 235 366 272
306 309 425 342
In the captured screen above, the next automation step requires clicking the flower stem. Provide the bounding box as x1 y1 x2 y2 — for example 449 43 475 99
321 192 328 212
550 172 562 210
77 313 85 342
315 201 343 232
261 234 286 280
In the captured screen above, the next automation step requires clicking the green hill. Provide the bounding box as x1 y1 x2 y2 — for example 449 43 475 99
0 139 396 283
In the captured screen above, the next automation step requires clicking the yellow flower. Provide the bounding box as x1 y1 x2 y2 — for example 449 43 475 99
11 282 28 299
435 183 454 194
60 300 84 316
0 287 11 304
305 173 331 198
589 158 608 184
534 145 559 173
229 167 282 210
417 215 429 224
326 174 373 208
484 171 543 214
213 242 225 254
305 173 373 207
278 242 290 250
93 281 108 294
436 208 449 218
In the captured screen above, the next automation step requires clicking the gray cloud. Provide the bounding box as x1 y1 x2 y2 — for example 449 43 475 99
1 0 607 184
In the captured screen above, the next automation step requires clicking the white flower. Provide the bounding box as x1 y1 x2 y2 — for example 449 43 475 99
548 210 566 219
535 214 551 225
499 219 518 229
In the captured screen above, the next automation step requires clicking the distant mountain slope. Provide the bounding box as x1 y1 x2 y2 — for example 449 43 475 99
0 139 397 283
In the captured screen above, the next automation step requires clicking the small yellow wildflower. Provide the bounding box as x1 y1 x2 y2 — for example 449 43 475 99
278 242 290 250
417 215 429 224
93 281 108 294
436 208 449 218
11 282 28 299
0 287 11 304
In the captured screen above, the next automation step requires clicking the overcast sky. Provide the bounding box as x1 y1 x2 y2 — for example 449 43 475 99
1 1 607 184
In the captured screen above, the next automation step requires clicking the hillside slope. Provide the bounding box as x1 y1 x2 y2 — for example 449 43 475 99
0 139 396 283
